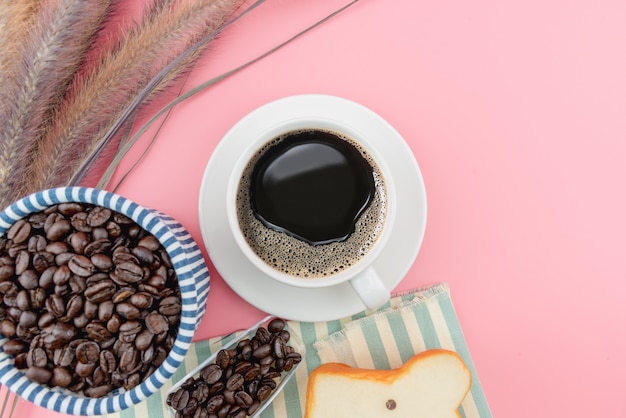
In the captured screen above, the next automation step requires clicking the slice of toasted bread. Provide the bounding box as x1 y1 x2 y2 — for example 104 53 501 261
305 349 471 418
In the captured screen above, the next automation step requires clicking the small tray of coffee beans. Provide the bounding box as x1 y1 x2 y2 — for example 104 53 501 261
165 316 304 418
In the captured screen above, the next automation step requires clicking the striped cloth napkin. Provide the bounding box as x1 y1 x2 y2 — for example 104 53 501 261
102 282 492 418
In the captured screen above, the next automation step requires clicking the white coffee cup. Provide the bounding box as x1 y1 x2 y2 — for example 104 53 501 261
226 116 396 311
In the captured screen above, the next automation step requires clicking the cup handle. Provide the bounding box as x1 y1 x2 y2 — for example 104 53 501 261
349 266 390 311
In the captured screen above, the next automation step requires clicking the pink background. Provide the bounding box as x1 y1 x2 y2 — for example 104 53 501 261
11 0 626 416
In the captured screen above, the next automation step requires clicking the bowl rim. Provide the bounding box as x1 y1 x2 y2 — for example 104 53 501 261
0 187 209 415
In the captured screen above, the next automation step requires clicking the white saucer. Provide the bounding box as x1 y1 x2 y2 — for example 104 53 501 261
198 95 427 322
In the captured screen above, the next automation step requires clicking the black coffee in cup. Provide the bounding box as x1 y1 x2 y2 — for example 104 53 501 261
236 129 387 278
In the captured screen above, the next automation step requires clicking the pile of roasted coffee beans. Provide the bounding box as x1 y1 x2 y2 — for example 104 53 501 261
166 318 302 418
0 203 182 397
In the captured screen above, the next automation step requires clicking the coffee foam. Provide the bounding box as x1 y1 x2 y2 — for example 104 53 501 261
235 129 387 279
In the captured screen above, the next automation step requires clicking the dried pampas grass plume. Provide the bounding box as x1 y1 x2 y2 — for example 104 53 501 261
22 0 248 197
0 0 114 209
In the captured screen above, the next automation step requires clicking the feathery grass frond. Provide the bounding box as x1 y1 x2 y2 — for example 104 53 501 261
0 0 114 209
23 0 248 195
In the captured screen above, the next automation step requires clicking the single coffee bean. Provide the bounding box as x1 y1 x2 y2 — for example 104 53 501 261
85 272 109 285
57 203 83 216
14 251 30 276
45 242 69 255
235 390 254 408
26 366 52 384
125 373 142 390
105 313 121 334
85 322 112 342
37 266 55 289
86 207 111 227
27 347 48 368
100 350 117 374
76 341 100 364
244 364 262 381
91 227 109 240
159 296 182 316
84 299 98 319
29 288 46 310
191 381 210 404
264 369 281 380
105 221 121 238
138 235 161 251
112 287 135 303
69 275 87 294
2 339 26 356
261 377 277 390
145 312 168 334
248 400 261 416
267 318 285 334
69 231 90 254
32 251 55 272
119 346 139 374
116 302 141 320
46 293 66 318
233 360 253 375
131 246 154 265
75 361 96 378
168 388 190 411
135 328 154 351
18 270 39 290
129 292 153 309
49 322 78 345
84 279 116 302
38 312 55 329
252 343 272 360
256 384 273 401
52 367 73 388
16 290 30 311
0 319 16 337
52 265 71 286
84 384 113 398
84 239 112 257
18 311 37 329
54 252 74 266
255 327 271 344
200 364 223 385
142 344 155 364
68 255 95 277
216 349 231 369
65 294 84 320
97 300 114 322
53 346 75 367
205 394 225 414
7 220 31 244
0 262 14 282
90 366 106 386
46 219 71 241
226 373 244 391
91 253 113 271
113 262 144 284
272 335 285 359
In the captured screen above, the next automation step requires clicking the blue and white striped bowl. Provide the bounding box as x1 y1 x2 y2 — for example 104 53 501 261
0 187 210 415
